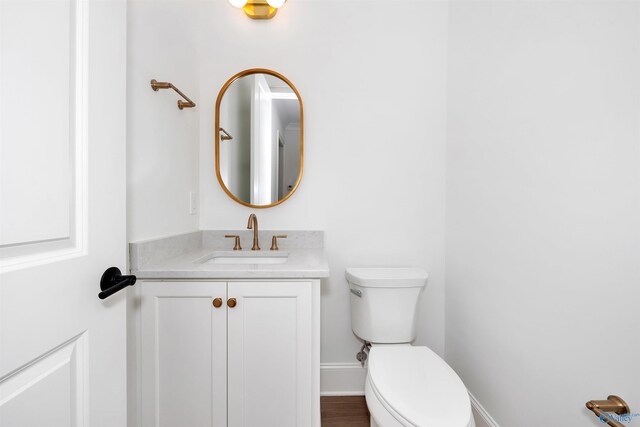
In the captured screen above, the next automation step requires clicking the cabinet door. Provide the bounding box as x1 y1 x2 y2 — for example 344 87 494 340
227 281 313 427
140 282 227 427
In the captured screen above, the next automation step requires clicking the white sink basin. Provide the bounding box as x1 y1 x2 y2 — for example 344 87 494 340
197 251 289 265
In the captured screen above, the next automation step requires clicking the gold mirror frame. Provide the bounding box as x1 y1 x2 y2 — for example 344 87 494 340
215 68 304 209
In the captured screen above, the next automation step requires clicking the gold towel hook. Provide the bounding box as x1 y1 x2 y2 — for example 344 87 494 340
150 79 196 110
219 127 233 141
586 395 631 427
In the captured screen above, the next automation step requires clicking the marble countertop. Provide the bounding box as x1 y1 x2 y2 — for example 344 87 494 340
130 231 330 279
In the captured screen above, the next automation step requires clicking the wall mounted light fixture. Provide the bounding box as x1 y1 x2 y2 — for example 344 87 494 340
229 0 286 20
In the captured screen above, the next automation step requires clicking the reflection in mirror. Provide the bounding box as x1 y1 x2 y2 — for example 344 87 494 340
216 70 303 208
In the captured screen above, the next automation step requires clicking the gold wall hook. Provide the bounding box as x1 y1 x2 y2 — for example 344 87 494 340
586 395 631 427
150 79 196 110
219 127 233 141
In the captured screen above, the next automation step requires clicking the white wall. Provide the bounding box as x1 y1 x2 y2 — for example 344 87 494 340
196 0 449 363
446 2 640 426
127 1 201 242
127 3 203 425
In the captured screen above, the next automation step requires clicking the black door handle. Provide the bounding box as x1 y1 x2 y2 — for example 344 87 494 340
99 267 136 300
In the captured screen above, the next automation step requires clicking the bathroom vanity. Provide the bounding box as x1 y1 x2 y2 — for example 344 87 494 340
129 231 328 427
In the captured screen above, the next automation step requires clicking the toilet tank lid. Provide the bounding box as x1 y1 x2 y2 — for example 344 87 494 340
345 268 428 288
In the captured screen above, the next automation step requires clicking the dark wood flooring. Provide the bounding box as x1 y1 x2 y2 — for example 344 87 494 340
321 396 370 427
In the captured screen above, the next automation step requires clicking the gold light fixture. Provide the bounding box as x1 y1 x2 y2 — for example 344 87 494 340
229 0 287 20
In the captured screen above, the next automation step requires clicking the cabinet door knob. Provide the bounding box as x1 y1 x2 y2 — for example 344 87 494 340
227 297 237 308
212 298 223 308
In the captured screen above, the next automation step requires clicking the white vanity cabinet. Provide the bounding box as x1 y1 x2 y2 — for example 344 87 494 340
139 280 320 427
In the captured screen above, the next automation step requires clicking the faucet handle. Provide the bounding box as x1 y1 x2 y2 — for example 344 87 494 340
270 235 287 251
224 235 242 251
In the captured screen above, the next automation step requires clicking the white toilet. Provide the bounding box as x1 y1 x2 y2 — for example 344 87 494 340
346 267 475 427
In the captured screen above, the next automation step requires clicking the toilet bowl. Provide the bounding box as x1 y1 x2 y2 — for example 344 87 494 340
346 268 475 427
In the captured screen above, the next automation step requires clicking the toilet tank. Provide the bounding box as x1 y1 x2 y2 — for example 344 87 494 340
346 268 428 344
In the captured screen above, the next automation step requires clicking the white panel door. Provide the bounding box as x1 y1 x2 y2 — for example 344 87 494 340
227 281 312 427
140 282 228 427
0 0 127 426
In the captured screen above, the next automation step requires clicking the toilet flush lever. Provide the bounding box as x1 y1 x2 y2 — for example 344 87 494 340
350 289 362 298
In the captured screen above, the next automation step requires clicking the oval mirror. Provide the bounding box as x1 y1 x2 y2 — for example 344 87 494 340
215 69 303 208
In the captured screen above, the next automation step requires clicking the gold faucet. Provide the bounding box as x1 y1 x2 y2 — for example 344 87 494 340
247 213 260 250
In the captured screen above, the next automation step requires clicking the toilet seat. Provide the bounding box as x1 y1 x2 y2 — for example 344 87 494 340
366 346 475 427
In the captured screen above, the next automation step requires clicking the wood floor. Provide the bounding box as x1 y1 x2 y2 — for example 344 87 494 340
321 396 370 427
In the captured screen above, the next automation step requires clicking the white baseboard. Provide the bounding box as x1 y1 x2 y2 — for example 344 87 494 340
320 363 366 396
469 391 499 427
